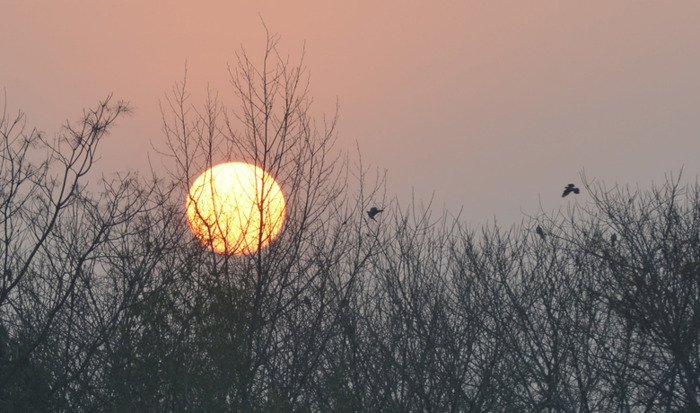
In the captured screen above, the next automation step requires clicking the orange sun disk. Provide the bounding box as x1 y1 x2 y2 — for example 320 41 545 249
186 162 286 255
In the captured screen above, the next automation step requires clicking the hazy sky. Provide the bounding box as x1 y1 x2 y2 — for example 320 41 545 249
2 1 700 226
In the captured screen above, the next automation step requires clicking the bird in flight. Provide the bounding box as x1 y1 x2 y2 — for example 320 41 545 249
367 207 384 221
536 225 545 240
562 183 580 197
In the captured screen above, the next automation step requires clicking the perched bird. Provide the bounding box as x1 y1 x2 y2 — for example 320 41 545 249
611 233 617 247
536 225 545 240
367 207 384 221
562 183 580 197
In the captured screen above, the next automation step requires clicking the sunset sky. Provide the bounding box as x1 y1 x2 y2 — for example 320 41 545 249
2 1 700 226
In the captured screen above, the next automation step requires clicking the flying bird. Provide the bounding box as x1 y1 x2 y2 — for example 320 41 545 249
367 207 384 221
536 225 545 240
562 183 580 197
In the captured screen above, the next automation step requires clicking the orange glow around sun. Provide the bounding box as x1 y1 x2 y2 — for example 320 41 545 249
186 162 286 255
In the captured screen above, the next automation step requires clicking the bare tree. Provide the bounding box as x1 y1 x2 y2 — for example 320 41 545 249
6 29 699 413
572 175 700 411
141 29 384 411
0 93 185 410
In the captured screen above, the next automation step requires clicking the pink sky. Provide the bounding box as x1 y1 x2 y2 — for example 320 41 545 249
2 1 700 226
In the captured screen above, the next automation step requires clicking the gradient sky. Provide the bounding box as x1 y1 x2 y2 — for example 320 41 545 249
2 1 700 227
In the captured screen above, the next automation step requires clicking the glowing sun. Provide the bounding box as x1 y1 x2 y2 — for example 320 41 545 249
186 162 286 255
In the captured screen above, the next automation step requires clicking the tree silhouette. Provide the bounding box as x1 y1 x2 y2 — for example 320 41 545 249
2 35 699 412
116 29 385 411
0 93 184 410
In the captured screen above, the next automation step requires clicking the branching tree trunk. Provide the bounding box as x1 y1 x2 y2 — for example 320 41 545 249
575 176 700 411
0 94 181 410
150 30 381 411
4 31 699 413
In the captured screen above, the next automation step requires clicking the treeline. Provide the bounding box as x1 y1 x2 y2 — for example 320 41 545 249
1 37 698 412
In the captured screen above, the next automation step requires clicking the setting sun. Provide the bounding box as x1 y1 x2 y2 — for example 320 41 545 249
186 162 286 255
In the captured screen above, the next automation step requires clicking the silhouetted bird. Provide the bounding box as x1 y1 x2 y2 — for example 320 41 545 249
562 183 580 197
367 207 384 221
536 225 545 240
611 233 617 247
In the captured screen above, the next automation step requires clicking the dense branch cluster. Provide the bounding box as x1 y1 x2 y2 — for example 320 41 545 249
1 38 698 412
